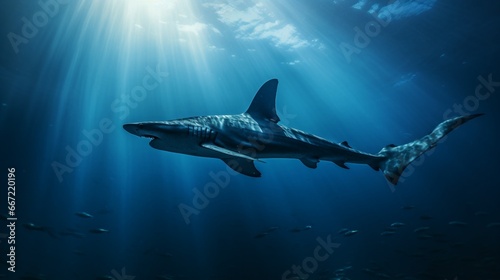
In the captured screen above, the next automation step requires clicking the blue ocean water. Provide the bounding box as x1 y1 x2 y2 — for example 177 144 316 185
1 0 499 279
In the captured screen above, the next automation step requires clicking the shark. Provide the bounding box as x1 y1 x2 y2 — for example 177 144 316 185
123 79 481 184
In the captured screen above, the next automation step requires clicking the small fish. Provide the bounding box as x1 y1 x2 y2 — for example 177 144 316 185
401 205 415 210
335 265 353 274
290 225 312 233
344 230 358 237
448 221 468 227
414 227 430 233
380 231 396 236
59 228 85 239
23 223 58 238
362 268 377 275
266 226 279 233
390 222 405 228
89 228 109 234
338 228 350 235
254 232 269 238
75 211 93 218
487 222 500 228
474 211 489 216
23 223 45 231
255 226 279 238
420 215 432 220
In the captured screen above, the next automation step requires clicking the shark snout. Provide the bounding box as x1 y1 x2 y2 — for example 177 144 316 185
124 121 188 140
123 123 141 136
123 122 171 140
123 123 159 139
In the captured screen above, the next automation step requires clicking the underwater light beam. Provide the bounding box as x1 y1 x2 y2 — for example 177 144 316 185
7 0 71 54
51 64 169 182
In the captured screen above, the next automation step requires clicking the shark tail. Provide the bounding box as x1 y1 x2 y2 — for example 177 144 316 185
372 114 483 185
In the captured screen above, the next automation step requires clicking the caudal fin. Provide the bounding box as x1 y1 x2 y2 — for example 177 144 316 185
376 114 483 185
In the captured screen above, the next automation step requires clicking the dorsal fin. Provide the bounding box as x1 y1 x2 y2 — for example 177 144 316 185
246 79 280 123
341 141 351 148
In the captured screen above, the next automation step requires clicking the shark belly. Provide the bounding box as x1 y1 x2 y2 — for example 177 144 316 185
259 138 380 163
149 138 220 158
215 127 373 162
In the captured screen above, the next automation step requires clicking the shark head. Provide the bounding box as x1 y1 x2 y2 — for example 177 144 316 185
123 122 185 140
123 121 193 148
123 120 217 155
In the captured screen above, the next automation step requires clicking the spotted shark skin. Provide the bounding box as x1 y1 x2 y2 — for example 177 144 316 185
124 79 481 184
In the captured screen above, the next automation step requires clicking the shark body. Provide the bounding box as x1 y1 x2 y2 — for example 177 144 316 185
123 79 481 184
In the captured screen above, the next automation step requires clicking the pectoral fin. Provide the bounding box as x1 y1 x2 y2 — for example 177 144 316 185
300 157 319 169
202 143 262 162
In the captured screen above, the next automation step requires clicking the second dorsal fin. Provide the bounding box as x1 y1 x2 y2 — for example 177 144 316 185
341 141 352 148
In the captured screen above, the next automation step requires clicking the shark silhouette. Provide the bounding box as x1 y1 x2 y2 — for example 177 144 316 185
123 79 481 184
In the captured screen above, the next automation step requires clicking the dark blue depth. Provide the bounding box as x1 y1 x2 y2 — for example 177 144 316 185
0 1 499 279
